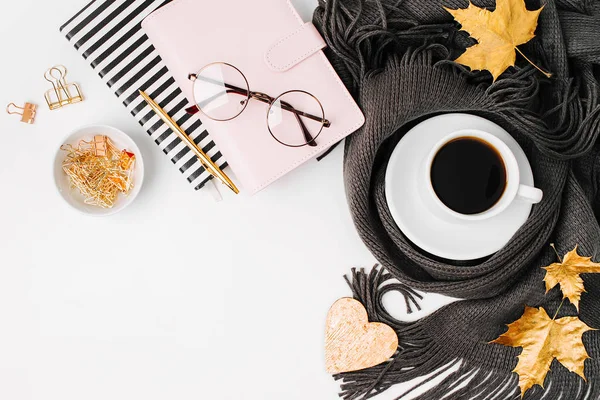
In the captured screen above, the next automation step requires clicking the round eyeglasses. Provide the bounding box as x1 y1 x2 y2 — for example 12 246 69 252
185 62 331 148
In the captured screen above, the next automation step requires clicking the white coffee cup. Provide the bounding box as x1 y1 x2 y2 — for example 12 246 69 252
418 129 543 222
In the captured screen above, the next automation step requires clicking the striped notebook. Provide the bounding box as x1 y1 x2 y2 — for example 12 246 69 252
61 0 226 190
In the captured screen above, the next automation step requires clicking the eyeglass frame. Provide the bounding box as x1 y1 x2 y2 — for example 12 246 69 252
185 62 331 148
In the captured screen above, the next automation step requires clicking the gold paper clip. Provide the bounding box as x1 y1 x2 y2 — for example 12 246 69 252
44 65 84 110
6 102 37 124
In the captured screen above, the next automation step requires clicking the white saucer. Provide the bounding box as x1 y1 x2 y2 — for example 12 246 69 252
385 114 534 260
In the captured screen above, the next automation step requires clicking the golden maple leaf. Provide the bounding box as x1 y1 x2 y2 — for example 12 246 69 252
543 245 600 311
491 306 594 396
445 0 548 81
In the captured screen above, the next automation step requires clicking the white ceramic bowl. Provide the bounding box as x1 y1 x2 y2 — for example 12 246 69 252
53 125 145 216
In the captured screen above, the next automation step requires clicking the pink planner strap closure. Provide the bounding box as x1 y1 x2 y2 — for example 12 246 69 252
265 22 327 72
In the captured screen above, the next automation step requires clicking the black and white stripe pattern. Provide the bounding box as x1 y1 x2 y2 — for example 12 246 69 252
61 0 226 190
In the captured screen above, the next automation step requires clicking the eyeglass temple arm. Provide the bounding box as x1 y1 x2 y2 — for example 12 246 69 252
279 99 317 147
277 100 330 125
186 73 331 127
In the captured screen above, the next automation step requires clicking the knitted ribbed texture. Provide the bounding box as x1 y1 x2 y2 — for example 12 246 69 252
313 0 600 398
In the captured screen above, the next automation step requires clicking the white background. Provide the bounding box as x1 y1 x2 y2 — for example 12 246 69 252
0 1 455 399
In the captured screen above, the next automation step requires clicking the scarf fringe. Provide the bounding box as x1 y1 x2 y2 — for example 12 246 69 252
336 267 599 400
314 0 600 160
316 0 455 93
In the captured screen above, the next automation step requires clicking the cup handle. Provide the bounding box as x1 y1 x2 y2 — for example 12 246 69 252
517 184 543 204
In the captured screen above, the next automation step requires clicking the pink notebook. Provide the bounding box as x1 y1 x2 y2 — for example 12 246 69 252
142 0 364 194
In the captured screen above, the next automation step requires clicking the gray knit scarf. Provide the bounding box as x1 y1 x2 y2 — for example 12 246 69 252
313 0 600 398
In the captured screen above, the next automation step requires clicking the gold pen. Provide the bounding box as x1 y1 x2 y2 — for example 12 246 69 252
139 90 239 194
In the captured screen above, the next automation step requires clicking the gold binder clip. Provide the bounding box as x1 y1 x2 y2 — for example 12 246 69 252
6 102 37 124
44 65 84 110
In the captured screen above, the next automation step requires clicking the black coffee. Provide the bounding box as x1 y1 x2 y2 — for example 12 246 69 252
430 137 506 215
